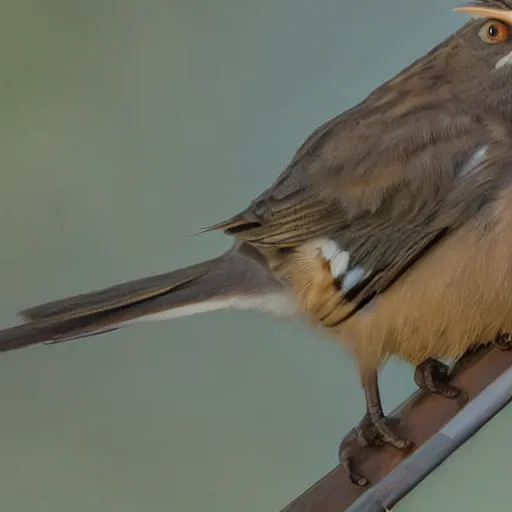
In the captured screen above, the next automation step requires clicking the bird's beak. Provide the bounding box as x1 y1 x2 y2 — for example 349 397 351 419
453 4 512 25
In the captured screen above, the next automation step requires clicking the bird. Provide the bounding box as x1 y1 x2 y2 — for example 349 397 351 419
2 0 512 487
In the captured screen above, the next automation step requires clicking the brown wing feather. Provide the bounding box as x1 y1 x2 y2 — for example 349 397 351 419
208 101 512 315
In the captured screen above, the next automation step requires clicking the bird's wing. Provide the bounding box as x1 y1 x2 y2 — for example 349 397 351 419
208 101 511 314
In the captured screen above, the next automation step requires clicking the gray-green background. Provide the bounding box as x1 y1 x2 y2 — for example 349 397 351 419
0 1 508 511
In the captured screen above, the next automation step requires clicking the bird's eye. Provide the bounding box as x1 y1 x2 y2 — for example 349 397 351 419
478 20 511 44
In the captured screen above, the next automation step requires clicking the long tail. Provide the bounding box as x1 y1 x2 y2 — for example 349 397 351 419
0 244 296 352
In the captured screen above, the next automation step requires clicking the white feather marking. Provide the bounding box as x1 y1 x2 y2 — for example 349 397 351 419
118 292 299 328
330 252 350 278
342 267 366 292
233 293 299 316
496 50 512 69
318 239 350 279
320 239 342 261
128 299 236 323
460 145 488 177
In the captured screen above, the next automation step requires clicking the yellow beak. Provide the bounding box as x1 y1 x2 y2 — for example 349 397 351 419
453 4 512 24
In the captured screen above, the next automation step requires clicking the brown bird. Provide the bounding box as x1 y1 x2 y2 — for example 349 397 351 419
1 0 512 486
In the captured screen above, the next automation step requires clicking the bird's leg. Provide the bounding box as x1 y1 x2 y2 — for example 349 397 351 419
339 370 412 486
359 370 411 448
415 332 512 399
413 358 461 399
492 332 512 351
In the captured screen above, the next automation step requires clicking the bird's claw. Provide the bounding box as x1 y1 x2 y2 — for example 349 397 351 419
492 332 512 351
414 358 463 399
338 414 412 487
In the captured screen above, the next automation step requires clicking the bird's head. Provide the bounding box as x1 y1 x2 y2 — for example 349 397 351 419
454 1 512 69
370 2 512 111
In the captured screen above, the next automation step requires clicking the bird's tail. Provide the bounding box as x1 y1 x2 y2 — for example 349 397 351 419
0 244 294 352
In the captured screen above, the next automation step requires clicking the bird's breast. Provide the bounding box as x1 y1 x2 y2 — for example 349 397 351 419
341 189 512 370
268 188 512 372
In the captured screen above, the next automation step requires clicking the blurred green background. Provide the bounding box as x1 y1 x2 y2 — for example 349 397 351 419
0 1 508 511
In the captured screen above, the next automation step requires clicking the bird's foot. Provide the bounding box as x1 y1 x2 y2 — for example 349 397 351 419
338 413 412 487
492 332 512 351
414 358 463 399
